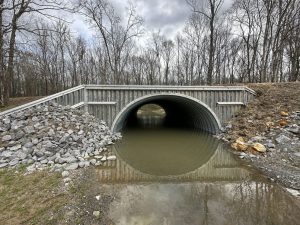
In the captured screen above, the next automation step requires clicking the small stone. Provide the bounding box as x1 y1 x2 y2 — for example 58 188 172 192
9 159 19 166
65 163 78 170
231 137 248 151
34 150 45 158
33 123 42 129
276 135 291 144
90 159 97 165
32 116 39 122
86 147 94 154
64 178 71 183
59 135 68 144
47 160 55 165
93 211 100 218
43 141 54 150
294 152 300 157
1 151 13 158
24 142 34 148
44 151 53 157
32 138 39 145
288 127 300 134
95 161 101 166
79 161 86 168
266 143 275 148
24 126 35 134
2 135 12 142
0 163 8 168
0 126 6 132
249 154 256 158
72 135 80 142
65 156 77 164
279 119 288 126
62 171 70 177
280 111 289 117
95 195 101 200
236 137 244 143
239 152 247 159
3 117 11 124
266 122 274 128
225 124 232 129
107 155 117 161
41 159 48 164
15 130 25 140
250 136 264 142
250 143 266 153
48 129 55 136
10 144 22 151
16 152 27 160
27 159 34 164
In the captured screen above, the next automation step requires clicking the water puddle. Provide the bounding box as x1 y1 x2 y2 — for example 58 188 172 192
95 128 300 225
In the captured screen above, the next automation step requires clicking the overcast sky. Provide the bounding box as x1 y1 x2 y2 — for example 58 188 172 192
71 0 234 41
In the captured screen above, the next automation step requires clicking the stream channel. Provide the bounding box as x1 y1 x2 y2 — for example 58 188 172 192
93 106 300 225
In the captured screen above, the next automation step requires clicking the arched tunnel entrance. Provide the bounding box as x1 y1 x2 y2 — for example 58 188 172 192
112 94 221 134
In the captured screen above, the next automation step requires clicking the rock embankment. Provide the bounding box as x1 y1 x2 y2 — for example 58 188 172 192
0 102 121 173
217 83 300 190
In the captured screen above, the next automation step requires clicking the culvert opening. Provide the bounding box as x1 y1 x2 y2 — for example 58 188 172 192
112 94 221 134
135 104 166 128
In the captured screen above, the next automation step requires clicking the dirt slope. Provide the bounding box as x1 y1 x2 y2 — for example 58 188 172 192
225 82 300 142
222 82 300 190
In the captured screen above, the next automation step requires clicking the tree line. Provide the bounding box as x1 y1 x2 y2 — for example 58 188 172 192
1 0 299 105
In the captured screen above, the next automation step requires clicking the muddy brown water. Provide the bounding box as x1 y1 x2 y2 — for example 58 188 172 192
95 124 300 224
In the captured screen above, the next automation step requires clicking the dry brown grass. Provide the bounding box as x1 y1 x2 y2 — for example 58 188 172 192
0 96 43 112
0 169 67 225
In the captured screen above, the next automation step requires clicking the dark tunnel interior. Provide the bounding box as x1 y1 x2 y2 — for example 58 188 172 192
112 95 220 134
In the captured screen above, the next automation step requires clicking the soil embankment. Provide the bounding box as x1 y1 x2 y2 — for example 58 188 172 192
219 82 300 191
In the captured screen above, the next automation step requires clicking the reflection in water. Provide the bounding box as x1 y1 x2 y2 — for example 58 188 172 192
94 128 300 225
137 115 166 128
106 181 300 225
136 104 166 128
114 128 219 176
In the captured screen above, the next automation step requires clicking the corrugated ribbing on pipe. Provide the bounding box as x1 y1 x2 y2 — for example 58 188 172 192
112 94 221 134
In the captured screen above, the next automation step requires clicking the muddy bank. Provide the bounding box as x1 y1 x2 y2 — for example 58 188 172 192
217 82 300 191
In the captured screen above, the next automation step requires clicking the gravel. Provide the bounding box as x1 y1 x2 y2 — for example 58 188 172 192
0 102 121 173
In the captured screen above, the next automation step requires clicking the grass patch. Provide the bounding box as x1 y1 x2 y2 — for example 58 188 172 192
0 169 67 225
0 96 42 112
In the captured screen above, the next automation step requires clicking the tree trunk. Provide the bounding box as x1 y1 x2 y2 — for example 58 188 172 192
207 17 214 85
0 0 5 106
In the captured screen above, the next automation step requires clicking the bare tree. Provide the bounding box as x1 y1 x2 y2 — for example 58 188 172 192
187 0 224 85
0 0 70 105
78 0 143 84
161 39 174 85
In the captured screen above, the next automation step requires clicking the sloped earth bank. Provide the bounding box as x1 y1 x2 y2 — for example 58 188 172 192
217 82 300 191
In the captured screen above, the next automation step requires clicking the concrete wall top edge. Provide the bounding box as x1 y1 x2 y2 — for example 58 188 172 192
85 85 256 94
